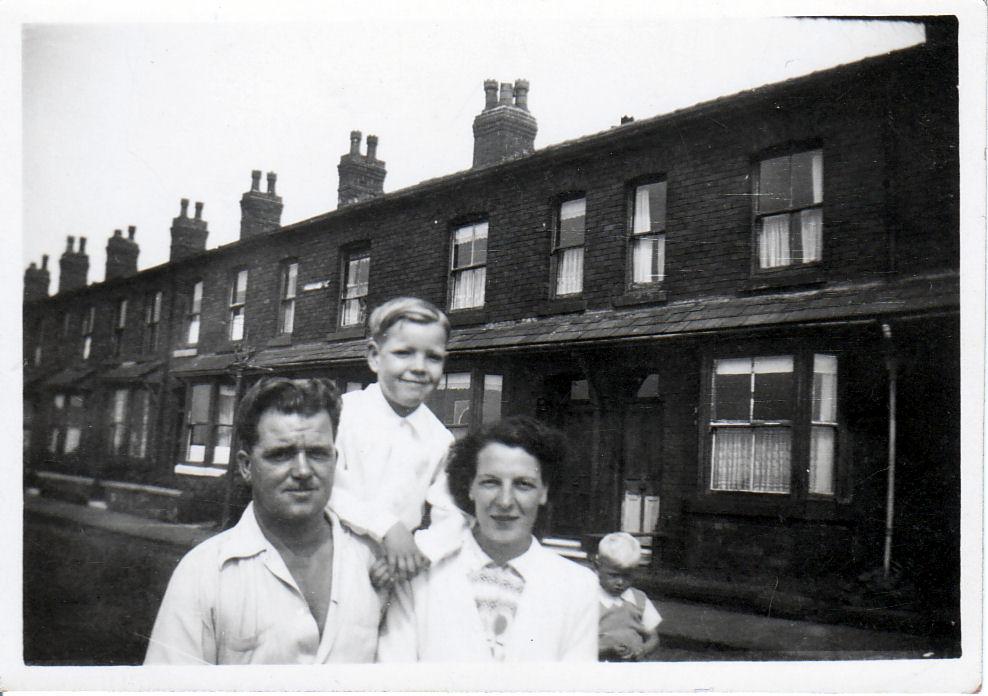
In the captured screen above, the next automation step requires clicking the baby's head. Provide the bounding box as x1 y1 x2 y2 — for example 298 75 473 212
367 297 451 416
594 532 642 597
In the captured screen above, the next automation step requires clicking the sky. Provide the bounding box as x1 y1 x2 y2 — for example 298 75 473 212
18 6 931 291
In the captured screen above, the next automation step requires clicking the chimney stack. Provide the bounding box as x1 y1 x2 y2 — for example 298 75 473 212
170 198 209 262
472 77 537 168
337 130 387 208
24 254 50 302
240 169 284 240
58 235 89 293
105 225 140 281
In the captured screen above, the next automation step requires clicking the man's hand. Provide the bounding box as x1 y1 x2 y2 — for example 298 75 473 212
382 522 430 580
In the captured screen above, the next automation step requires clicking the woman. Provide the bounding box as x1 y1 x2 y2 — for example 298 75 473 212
376 416 598 662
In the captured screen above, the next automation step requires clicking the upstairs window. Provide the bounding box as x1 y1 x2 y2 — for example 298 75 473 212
341 248 370 328
630 181 666 285
81 306 95 360
278 261 298 335
112 298 127 357
229 270 248 341
33 319 46 366
144 290 163 353
553 197 586 296
187 281 203 345
754 148 823 270
707 352 838 497
450 221 487 310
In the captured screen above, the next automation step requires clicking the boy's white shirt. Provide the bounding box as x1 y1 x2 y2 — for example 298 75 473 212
329 382 466 562
598 585 662 632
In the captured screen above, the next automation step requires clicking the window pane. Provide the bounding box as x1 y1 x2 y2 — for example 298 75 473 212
191 281 203 313
341 297 366 326
110 423 126 456
751 427 791 492
758 155 791 213
284 263 298 299
634 182 667 235
570 379 589 401
217 384 237 425
190 384 211 423
790 149 823 208
213 425 233 464
153 291 163 321
800 208 823 263
451 267 485 309
82 336 91 360
453 223 488 268
187 424 210 462
752 356 793 421
636 373 660 398
49 428 60 453
281 300 295 334
187 315 200 345
54 394 65 410
559 198 586 247
482 374 503 423
759 214 791 268
230 307 245 341
712 358 750 421
710 428 752 491
112 389 128 424
117 299 128 328
809 426 836 495
69 395 85 414
236 270 248 302
812 354 838 422
427 372 473 425
632 234 665 284
128 391 150 459
555 247 583 295
64 427 81 454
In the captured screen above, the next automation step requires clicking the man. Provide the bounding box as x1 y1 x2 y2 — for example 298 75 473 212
144 378 383 664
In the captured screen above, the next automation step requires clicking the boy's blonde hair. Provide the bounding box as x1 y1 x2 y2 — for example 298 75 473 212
597 532 642 569
368 296 451 344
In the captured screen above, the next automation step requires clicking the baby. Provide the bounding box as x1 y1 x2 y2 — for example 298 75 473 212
595 532 661 661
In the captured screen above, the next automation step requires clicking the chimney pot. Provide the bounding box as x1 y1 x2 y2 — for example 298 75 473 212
78 237 87 254
251 170 261 191
113 228 122 237
194 201 203 220
28 261 36 269
349 130 362 156
66 236 74 252
620 115 634 124
513 79 529 110
127 225 136 240
180 198 189 217
366 135 378 160
484 79 499 109
42 254 49 270
498 82 513 106
266 171 277 194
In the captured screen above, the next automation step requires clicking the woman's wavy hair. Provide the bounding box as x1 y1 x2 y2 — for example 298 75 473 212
446 415 566 515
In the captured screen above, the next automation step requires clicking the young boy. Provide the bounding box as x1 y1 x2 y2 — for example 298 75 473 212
595 532 662 661
329 297 466 585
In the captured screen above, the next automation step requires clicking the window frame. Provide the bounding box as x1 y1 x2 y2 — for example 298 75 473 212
751 144 824 275
228 269 248 342
339 246 371 328
627 178 668 288
81 305 95 360
277 260 299 335
144 290 163 353
181 380 236 468
448 219 489 311
186 280 203 346
551 195 587 298
698 347 846 510
112 298 128 357
107 386 151 460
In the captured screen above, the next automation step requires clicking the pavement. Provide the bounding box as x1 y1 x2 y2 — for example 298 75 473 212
24 492 944 660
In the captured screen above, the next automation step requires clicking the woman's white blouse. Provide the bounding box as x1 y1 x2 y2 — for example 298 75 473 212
377 530 598 662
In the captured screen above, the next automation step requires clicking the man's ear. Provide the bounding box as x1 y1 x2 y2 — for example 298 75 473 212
236 450 252 483
366 339 381 375
538 485 548 507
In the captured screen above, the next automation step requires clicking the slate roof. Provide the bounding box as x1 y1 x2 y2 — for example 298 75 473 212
447 272 959 354
222 271 957 370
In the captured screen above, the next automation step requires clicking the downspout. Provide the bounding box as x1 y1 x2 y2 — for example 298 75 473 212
881 322 898 579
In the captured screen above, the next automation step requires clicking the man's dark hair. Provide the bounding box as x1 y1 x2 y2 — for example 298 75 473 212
235 377 343 453
446 415 566 515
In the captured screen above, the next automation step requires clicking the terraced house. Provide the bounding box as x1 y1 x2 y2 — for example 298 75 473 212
23 21 959 636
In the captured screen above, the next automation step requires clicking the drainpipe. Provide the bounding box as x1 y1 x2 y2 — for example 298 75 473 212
881 322 898 579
